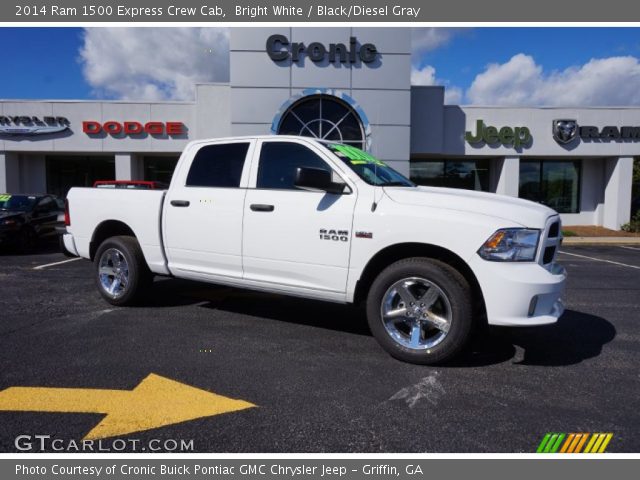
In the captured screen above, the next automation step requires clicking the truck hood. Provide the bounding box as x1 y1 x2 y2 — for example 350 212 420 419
383 186 557 228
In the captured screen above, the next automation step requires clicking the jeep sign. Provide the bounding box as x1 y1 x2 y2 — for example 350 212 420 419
465 119 532 149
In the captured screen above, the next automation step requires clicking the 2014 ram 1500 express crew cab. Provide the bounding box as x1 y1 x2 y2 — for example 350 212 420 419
62 136 566 364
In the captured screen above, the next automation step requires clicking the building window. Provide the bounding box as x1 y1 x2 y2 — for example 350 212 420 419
410 159 491 191
276 94 365 150
143 156 179 185
46 156 115 198
519 160 581 213
632 157 639 217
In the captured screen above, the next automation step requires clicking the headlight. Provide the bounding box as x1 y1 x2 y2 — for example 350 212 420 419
478 228 540 262
1 218 17 226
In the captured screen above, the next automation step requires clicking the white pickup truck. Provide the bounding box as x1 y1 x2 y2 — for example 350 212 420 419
63 135 566 364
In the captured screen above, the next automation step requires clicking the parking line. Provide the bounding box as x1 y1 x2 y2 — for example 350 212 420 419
619 245 640 252
559 251 640 270
33 257 82 270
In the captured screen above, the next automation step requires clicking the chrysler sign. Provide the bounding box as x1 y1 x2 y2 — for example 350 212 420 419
0 116 70 135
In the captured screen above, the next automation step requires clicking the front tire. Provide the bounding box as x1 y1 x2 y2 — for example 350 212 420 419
94 236 151 306
366 257 473 365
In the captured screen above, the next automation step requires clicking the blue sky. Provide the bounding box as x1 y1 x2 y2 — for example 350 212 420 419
1 28 89 99
1 27 639 105
416 27 640 88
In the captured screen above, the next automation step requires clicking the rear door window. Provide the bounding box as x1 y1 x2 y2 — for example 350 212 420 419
186 143 250 188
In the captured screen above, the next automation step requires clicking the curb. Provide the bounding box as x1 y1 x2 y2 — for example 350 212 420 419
562 237 640 245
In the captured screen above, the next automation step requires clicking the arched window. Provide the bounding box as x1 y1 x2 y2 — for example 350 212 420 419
276 94 366 150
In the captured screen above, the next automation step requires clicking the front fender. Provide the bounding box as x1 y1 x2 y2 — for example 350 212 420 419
345 199 519 302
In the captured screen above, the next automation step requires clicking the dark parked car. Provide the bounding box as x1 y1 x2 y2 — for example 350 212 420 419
0 194 64 251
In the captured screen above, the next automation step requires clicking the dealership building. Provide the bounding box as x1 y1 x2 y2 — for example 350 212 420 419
1 28 637 228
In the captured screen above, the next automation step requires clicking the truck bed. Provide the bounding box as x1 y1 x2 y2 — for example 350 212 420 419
66 188 169 275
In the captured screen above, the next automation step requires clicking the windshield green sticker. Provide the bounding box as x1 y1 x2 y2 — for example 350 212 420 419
0 194 11 202
330 144 387 167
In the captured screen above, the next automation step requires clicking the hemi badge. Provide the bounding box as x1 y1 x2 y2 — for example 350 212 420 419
355 231 373 239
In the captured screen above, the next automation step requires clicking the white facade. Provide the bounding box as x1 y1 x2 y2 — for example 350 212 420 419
1 28 638 228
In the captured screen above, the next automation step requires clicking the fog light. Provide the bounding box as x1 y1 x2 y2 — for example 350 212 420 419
528 296 538 317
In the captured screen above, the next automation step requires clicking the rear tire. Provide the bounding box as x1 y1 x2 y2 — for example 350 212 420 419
94 236 151 306
366 257 473 365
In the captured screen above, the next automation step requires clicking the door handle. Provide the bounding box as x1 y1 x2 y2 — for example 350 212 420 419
170 200 190 207
250 204 274 212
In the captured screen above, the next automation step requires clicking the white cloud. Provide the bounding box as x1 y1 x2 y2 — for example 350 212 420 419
410 29 468 105
467 53 640 106
410 65 437 86
444 87 463 105
411 65 462 105
80 28 229 101
411 28 467 61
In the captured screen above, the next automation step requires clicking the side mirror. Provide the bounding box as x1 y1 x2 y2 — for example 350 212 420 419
294 167 346 194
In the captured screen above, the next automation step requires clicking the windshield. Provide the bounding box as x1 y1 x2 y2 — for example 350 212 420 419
325 143 414 187
0 194 37 211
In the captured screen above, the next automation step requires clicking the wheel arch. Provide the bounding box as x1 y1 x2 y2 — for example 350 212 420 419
89 220 137 261
353 243 486 320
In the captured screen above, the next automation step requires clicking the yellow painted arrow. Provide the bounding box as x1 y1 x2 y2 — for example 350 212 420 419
0 374 255 440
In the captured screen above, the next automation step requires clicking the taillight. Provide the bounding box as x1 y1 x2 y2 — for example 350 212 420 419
64 199 70 226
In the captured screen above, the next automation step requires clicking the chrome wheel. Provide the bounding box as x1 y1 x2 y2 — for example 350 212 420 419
98 248 129 299
380 277 452 350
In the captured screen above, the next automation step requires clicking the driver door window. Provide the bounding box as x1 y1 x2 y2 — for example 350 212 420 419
256 141 332 190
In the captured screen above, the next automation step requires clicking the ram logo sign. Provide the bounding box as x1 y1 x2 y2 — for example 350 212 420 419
552 119 579 144
552 119 640 144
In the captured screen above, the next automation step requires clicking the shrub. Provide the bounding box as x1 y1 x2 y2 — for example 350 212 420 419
621 212 640 233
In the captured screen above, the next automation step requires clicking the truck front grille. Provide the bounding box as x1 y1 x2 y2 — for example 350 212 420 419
539 219 562 266
543 246 556 264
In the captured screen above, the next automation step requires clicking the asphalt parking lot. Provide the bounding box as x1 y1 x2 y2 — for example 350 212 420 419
0 243 638 453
